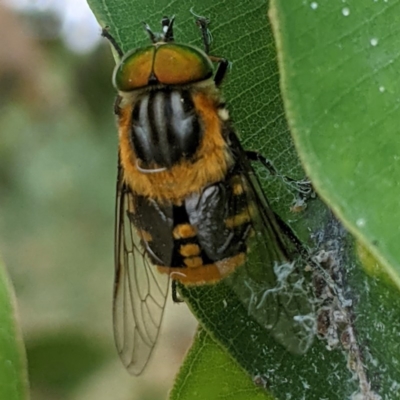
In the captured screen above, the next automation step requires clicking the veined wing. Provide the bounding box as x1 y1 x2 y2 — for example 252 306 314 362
224 132 315 355
113 164 170 375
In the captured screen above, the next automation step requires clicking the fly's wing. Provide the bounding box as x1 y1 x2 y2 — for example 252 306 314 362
114 164 170 375
224 133 315 355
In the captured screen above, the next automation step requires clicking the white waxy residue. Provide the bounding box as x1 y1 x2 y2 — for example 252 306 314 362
370 37 379 46
379 86 385 93
310 2 318 9
342 7 350 16
356 218 366 227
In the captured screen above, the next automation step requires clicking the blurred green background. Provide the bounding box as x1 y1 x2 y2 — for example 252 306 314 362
0 2 196 399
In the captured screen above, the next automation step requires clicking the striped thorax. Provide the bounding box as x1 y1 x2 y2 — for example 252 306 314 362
130 89 202 168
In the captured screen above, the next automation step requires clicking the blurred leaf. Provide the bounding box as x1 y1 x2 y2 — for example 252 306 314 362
269 0 400 287
0 259 29 400
170 328 272 400
27 331 111 398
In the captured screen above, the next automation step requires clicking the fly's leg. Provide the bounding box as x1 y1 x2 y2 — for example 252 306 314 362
113 95 123 116
246 150 315 203
192 11 212 54
101 27 124 58
246 151 278 176
273 211 310 260
192 10 230 87
102 31 124 116
211 57 230 87
172 280 183 303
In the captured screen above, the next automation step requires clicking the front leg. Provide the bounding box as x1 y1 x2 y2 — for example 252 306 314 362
101 27 124 58
192 12 230 87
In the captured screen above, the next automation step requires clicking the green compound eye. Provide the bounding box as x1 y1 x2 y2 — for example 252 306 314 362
113 43 213 91
113 46 155 91
152 43 213 85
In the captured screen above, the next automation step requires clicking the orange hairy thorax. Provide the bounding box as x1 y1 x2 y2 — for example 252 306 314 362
118 90 232 204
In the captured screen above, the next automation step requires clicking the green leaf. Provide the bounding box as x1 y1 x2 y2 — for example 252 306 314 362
0 259 29 400
26 331 111 397
268 2 400 395
87 1 400 399
169 328 273 400
269 0 400 287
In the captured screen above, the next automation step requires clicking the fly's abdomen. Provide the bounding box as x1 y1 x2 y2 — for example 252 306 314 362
130 169 252 285
131 89 202 168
